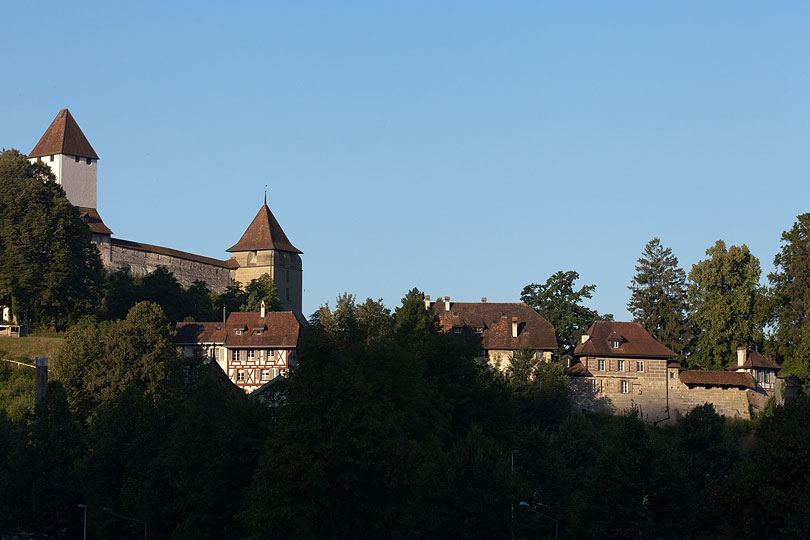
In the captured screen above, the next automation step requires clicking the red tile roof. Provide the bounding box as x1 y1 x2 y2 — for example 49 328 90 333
727 350 781 371
175 321 227 344
111 238 234 268
227 204 302 254
77 207 112 235
224 311 301 348
30 109 99 160
679 370 755 389
574 321 676 359
176 312 301 349
433 301 557 351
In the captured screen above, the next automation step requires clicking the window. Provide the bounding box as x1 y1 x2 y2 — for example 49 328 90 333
565 358 571 368
621 380 629 394
617 360 625 372
260 369 271 381
255 329 263 335
591 379 598 393
231 350 239 362
236 369 245 381
473 327 483 334
86 157 91 164
286 288 290 301
611 340 621 349
597 359 605 371
50 155 54 162
286 270 290 282
670 371 675 379
636 361 644 372
234 329 243 336
74 155 79 163
247 350 255 361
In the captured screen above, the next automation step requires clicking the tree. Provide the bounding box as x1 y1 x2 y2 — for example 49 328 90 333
521 271 612 356
627 238 693 359
769 213 810 388
52 301 182 423
0 149 103 328
241 273 282 312
393 287 438 346
687 240 765 370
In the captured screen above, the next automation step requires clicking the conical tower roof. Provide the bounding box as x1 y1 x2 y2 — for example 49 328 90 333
30 109 99 160
227 204 302 254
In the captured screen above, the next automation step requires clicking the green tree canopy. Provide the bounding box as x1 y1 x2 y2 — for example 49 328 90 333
521 270 612 356
627 238 693 359
0 149 103 329
769 213 810 388
687 240 765 370
241 273 282 312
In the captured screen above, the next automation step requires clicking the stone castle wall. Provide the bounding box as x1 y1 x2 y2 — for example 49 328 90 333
106 242 233 293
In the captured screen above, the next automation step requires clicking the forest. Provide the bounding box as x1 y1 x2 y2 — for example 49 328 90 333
1 292 809 538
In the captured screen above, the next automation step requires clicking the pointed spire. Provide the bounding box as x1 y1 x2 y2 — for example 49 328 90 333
30 109 99 159
227 204 302 254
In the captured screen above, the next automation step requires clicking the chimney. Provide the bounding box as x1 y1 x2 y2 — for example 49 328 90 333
481 297 487 303
737 347 747 367
34 357 48 405
260 300 266 319
424 295 431 310
581 334 590 344
511 317 518 338
444 296 450 311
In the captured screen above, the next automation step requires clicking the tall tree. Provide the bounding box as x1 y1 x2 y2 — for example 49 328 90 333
521 270 612 355
687 240 765 370
0 149 103 328
769 213 810 388
627 238 693 359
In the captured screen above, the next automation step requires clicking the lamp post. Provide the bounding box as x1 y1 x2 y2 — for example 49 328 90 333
78 504 87 540
518 501 558 540
103 507 147 540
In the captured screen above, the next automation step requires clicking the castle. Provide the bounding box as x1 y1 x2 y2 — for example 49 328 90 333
28 109 303 319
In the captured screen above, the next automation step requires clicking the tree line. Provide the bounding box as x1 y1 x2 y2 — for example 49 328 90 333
1 292 808 538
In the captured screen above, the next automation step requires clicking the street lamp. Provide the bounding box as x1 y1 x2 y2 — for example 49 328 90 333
78 504 87 540
519 501 558 540
103 507 147 540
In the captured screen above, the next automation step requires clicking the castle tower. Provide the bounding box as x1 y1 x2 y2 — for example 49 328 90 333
29 109 99 209
227 201 303 317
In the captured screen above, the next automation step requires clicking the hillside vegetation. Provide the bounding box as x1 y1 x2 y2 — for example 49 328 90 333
0 335 64 362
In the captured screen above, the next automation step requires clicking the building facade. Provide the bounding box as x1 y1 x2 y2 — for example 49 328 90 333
567 321 787 422
175 303 300 393
429 296 557 372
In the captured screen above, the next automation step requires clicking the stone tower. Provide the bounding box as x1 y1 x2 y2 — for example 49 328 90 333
228 201 303 318
29 109 100 209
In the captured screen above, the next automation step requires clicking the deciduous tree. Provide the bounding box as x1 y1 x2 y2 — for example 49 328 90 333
687 240 765 369
769 213 810 388
521 271 612 356
0 149 103 328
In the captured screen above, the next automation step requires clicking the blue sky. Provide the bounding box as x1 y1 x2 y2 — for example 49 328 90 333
3 2 809 318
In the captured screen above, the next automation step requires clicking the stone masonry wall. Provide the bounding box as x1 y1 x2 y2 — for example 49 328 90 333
572 358 755 423
108 244 233 293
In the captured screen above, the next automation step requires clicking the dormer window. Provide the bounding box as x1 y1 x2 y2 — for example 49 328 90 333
473 327 483 334
611 340 621 349
234 329 243 336
255 329 263 335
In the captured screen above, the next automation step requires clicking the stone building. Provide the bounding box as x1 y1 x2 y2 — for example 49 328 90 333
429 296 557 372
567 321 788 423
27 109 304 319
175 302 301 393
